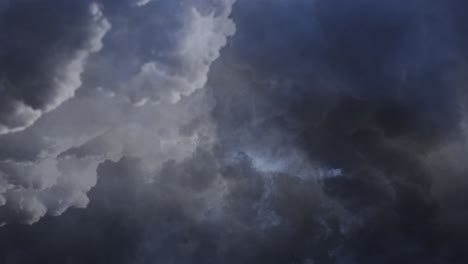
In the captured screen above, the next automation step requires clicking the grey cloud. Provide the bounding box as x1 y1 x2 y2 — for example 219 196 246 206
0 89 213 225
0 1 110 134
87 0 236 105
0 0 112 224
0 0 234 225
0 156 102 225
134 0 152 7
0 147 351 264
1 0 468 263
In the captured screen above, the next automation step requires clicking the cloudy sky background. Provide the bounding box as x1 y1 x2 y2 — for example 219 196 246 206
1 0 468 263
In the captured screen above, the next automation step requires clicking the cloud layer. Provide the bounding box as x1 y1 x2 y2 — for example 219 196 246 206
0 0 235 225
1 0 468 264
0 1 110 134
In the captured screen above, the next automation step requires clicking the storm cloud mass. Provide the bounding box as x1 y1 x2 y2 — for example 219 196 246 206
1 0 468 263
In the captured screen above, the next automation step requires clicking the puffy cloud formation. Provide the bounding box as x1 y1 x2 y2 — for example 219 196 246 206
91 0 236 105
2 0 468 264
0 1 110 134
134 0 152 7
0 0 235 225
0 150 351 263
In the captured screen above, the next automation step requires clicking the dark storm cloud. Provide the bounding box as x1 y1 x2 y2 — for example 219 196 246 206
0 0 235 225
84 0 236 105
211 0 468 262
0 0 110 134
0 148 350 264
1 0 468 263
0 0 112 225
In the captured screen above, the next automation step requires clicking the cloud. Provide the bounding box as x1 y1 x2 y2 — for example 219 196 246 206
90 0 236 105
0 87 214 225
0 147 352 264
0 0 236 225
0 156 101 225
1 0 468 263
0 0 112 225
134 0 152 7
0 1 110 134
206 0 468 262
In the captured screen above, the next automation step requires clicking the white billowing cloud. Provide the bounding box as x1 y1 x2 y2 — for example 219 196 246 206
0 84 216 225
0 0 237 226
0 2 110 135
0 155 103 225
0 2 112 224
3 191 47 225
0 101 42 135
0 159 60 191
126 1 236 105
44 3 110 113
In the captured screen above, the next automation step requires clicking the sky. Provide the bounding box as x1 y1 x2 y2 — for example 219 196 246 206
0 0 468 263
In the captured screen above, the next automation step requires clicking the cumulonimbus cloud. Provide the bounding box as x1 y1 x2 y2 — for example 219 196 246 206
0 1 110 135
3 0 468 263
98 0 237 105
0 0 237 226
